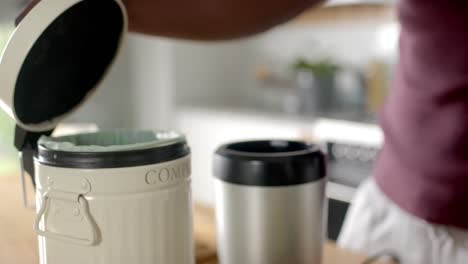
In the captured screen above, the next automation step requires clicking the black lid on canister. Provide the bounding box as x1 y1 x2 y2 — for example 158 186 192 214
213 140 326 187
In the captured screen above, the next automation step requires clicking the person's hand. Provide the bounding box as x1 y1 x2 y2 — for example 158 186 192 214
15 0 41 26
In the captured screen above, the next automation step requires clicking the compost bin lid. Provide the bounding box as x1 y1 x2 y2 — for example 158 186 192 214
0 0 127 132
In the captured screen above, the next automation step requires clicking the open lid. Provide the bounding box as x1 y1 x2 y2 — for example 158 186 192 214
0 0 127 186
0 0 127 132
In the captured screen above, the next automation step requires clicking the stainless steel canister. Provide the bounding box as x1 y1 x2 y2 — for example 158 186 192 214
213 140 327 264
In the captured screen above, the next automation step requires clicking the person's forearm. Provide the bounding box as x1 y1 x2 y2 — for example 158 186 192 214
122 0 323 40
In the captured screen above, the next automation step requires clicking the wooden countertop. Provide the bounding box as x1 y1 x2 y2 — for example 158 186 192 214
0 175 392 264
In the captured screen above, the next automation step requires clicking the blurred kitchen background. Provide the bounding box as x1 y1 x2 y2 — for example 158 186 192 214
1 0 397 240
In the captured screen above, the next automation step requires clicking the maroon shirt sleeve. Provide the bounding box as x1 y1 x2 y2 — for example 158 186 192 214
374 0 468 228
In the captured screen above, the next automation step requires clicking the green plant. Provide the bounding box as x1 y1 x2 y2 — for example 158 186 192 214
292 58 339 79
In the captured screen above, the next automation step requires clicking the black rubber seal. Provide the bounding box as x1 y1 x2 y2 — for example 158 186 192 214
36 142 190 169
214 140 326 186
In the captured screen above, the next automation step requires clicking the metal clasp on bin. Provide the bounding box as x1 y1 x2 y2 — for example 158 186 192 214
34 180 98 246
